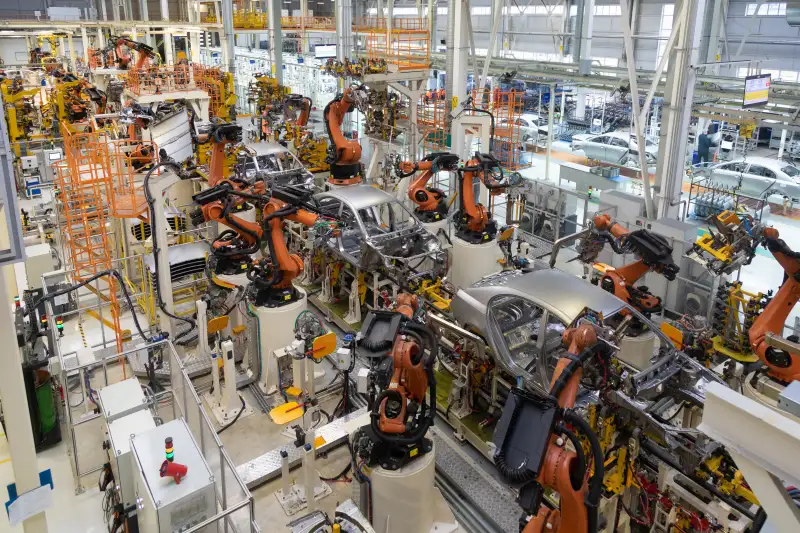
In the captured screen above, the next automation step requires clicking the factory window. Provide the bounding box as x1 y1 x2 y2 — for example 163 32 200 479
656 4 674 67
437 7 448 14
745 2 786 15
472 6 491 15
504 5 565 15
736 67 799 82
367 7 420 15
569 5 621 16
593 57 619 67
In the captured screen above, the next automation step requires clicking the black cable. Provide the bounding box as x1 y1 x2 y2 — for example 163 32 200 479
143 156 196 342
564 409 604 533
319 460 352 482
32 269 151 343
217 395 246 434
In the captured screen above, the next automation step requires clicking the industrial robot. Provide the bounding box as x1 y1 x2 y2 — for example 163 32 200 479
394 152 460 224
448 152 515 287
351 302 459 532
278 94 313 144
191 181 341 394
493 309 609 533
575 213 680 316
748 227 800 384
110 36 160 70
323 84 369 186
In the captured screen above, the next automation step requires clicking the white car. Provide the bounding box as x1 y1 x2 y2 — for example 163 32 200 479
703 156 800 201
571 131 658 168
499 114 556 143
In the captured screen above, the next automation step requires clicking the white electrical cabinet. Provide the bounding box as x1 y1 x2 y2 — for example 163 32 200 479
107 409 156 509
131 419 217 533
99 378 148 423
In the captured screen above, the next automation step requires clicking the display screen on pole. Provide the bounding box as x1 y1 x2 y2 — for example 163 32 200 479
315 45 337 59
743 74 770 108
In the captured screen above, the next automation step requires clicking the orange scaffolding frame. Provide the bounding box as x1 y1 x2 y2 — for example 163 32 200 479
470 88 528 170
126 64 199 96
107 139 161 219
54 123 124 352
356 17 430 72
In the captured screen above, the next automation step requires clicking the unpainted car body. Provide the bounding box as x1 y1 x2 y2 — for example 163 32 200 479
701 156 800 201
313 185 446 276
572 131 658 169
238 141 315 188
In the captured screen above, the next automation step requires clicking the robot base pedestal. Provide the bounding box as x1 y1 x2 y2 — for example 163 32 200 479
202 391 254 427
370 444 459 533
448 237 503 289
255 289 308 395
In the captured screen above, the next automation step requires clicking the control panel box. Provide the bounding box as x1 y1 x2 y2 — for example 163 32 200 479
99 378 148 423
131 419 217 533
107 409 156 509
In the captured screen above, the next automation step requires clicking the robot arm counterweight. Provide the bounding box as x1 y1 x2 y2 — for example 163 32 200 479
749 228 800 382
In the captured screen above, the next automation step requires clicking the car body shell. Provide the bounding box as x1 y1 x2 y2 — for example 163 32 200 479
572 131 658 169
701 156 800 201
313 185 446 274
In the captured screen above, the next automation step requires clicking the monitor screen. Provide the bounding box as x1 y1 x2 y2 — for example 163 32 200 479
743 74 770 108
315 45 337 59
48 152 62 161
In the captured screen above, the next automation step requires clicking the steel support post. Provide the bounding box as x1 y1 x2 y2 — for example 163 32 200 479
268 0 283 81
619 0 656 218
478 0 504 91
0 275 48 533
574 0 593 119
450 0 470 154
335 0 353 92
654 0 707 219
100 0 108 21
81 27 90 63
547 82 555 182
161 0 174 63
221 0 236 73
300 0 309 53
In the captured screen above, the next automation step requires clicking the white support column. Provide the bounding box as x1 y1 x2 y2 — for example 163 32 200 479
300 0 309 53
705 0 724 74
574 0 594 119
335 0 353 89
268 0 283 81
779 126 788 158
140 0 151 46
112 0 121 20
0 275 49 533
478 0 503 91
68 35 76 70
619 0 655 218
81 28 90 63
546 83 555 182
450 0 470 155
654 0 707 219
161 0 174 63
97 28 106 49
100 0 108 21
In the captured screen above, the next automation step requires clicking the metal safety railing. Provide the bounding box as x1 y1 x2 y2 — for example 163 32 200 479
45 321 259 532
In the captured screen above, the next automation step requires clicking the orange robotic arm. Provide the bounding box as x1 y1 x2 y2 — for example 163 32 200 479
494 319 606 533
586 213 679 314
285 94 312 127
749 228 800 382
262 199 318 289
396 152 460 222
324 85 367 185
455 152 506 243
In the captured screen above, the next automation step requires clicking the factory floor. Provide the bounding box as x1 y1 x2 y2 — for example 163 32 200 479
4 144 799 532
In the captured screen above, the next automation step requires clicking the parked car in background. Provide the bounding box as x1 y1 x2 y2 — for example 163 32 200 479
702 156 800 201
571 131 658 169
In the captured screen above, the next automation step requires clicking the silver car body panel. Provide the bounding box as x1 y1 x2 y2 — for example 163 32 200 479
450 268 626 335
